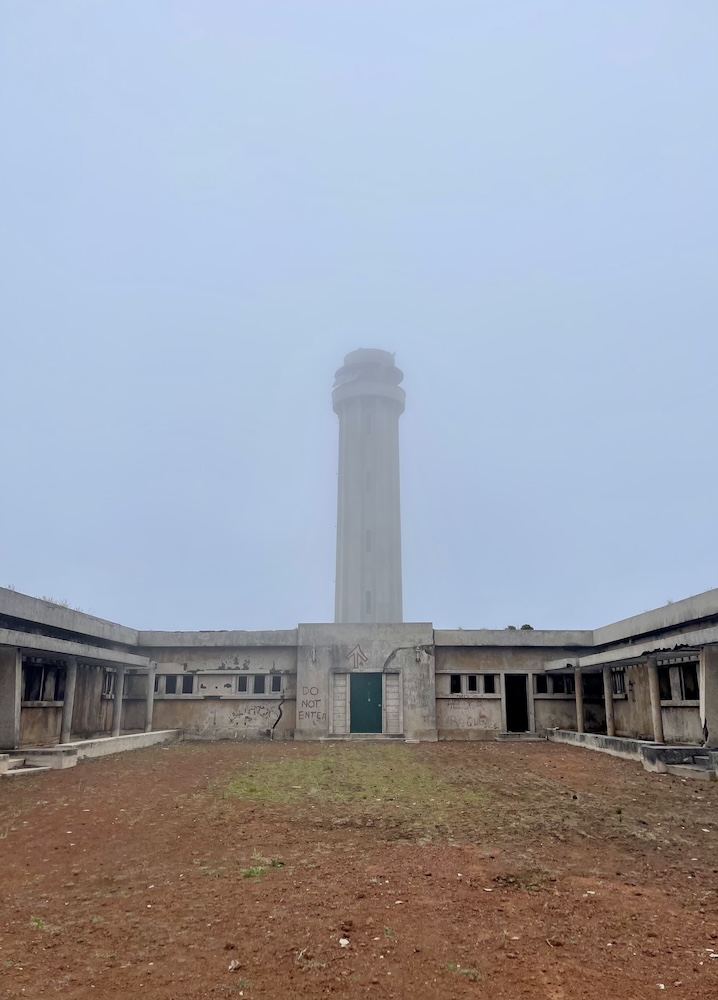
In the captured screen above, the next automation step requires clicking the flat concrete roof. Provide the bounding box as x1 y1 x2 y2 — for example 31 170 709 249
138 629 299 648
593 588 718 647
435 629 594 648
0 587 139 647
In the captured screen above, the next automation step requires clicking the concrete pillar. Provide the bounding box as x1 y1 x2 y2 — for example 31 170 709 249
144 664 156 734
574 668 584 734
700 647 718 748
647 659 664 744
60 655 78 744
602 667 615 737
112 665 125 737
0 647 22 750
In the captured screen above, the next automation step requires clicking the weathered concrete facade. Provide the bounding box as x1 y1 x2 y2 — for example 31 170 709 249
3 586 718 752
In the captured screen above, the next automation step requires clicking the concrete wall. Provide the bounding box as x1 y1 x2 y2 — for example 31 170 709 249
71 664 113 739
612 664 654 740
296 623 436 740
436 697 502 739
534 696 577 732
20 706 62 747
662 706 702 745
0 648 21 749
152 698 295 740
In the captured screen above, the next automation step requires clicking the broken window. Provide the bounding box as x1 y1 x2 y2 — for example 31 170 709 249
550 674 575 695
154 674 159 692
535 674 548 694
483 674 496 694
467 675 478 693
658 667 672 701
254 675 266 695
237 675 248 693
22 661 65 702
450 674 462 694
165 675 178 695
102 670 116 698
181 675 194 694
680 663 699 701
271 675 282 693
611 668 626 695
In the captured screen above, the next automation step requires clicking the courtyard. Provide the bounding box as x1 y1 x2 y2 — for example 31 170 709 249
1 741 717 999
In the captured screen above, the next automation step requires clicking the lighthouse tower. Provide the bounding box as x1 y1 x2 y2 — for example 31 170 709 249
332 349 405 624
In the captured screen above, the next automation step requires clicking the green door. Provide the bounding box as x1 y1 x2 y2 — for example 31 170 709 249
350 673 383 733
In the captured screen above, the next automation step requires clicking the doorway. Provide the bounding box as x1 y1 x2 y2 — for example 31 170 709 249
505 674 529 732
350 673 383 733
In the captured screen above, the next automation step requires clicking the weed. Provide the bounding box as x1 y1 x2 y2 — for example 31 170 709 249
30 916 46 930
445 962 481 982
241 866 266 879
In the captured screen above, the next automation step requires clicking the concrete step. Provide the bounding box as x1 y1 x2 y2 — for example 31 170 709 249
6 757 27 770
665 763 715 782
496 732 546 742
3 765 53 777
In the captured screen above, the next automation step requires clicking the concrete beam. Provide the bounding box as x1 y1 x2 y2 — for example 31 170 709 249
435 629 593 648
138 629 298 648
593 588 718 647
543 625 718 672
0 586 139 646
0 628 151 668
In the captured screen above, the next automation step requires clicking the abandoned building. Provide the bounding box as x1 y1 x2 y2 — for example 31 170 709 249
2 350 717 773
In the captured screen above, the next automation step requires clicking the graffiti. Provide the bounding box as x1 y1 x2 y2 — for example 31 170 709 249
299 686 326 724
229 704 279 727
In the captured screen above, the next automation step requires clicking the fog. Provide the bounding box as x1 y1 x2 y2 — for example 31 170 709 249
1 2 716 631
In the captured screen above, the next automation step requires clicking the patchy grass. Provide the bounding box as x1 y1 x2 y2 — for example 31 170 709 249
223 744 488 841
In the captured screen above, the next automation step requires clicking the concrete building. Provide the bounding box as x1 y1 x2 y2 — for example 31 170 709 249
333 349 405 624
3 585 718 777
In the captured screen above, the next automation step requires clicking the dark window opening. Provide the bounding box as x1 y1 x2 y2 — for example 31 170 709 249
154 674 159 692
181 675 193 694
611 668 626 695
550 673 575 695
254 675 266 695
467 675 478 692
271 675 282 693
582 673 603 700
680 663 699 700
238 675 247 692
23 664 43 701
450 674 462 694
535 674 548 694
22 663 66 702
484 674 496 694
165 675 178 694
658 666 672 701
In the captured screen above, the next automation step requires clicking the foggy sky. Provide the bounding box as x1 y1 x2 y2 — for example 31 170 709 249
1 1 716 632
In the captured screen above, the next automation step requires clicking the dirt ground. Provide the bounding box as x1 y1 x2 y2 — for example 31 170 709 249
1 741 718 1000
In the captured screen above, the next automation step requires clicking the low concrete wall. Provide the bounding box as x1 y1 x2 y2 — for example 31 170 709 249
21 730 182 768
547 728 653 761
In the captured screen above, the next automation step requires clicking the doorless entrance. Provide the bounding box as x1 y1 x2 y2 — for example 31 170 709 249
350 672 383 733
505 674 529 732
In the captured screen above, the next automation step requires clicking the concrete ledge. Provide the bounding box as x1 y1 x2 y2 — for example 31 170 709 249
547 729 654 761
21 730 182 765
0 754 9 774
23 747 79 769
